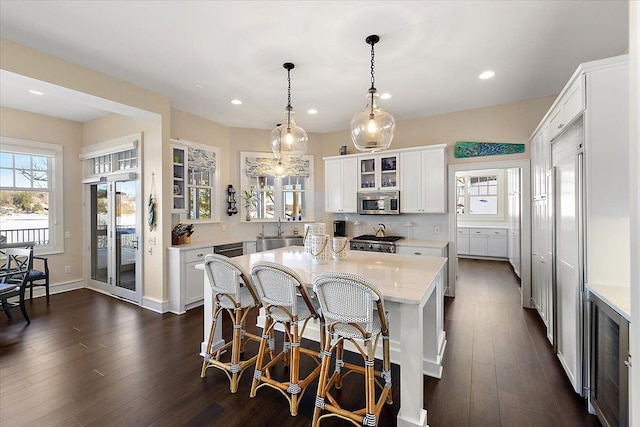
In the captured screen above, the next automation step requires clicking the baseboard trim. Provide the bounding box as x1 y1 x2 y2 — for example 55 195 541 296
141 296 170 314
26 279 85 299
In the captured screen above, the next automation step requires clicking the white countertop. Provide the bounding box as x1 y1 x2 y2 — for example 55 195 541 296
586 283 631 321
200 246 447 306
168 238 253 251
396 239 448 249
457 224 508 229
171 236 446 251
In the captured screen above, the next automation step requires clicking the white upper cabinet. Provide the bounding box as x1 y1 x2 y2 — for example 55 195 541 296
171 145 187 213
399 146 447 213
357 154 399 192
549 76 584 140
324 157 358 213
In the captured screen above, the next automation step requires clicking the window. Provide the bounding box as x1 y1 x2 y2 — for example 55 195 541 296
240 152 314 222
0 136 64 252
456 170 504 218
187 146 218 221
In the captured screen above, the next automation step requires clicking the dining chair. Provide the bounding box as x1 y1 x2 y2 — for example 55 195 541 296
0 248 32 324
26 254 50 303
312 272 392 427
200 253 263 393
250 261 325 416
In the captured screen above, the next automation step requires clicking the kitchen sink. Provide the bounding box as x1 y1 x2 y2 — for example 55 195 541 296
256 235 304 252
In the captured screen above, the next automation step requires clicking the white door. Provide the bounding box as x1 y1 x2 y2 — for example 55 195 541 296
88 177 142 303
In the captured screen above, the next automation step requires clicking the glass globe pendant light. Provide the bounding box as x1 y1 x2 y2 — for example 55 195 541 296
350 35 395 152
271 62 308 161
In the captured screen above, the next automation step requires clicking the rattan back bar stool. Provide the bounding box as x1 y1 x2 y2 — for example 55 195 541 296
312 272 392 427
250 261 325 416
200 254 263 393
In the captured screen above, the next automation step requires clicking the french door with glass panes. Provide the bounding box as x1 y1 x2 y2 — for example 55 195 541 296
88 177 141 303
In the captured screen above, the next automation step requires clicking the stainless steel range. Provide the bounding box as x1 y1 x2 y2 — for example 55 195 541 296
349 235 404 253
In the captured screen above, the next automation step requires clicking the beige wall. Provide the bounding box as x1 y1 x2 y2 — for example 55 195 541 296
0 107 84 287
322 95 556 164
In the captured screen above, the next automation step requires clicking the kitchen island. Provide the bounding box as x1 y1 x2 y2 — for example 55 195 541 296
199 246 447 427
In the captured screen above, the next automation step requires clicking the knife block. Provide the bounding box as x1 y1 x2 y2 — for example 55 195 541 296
172 235 191 245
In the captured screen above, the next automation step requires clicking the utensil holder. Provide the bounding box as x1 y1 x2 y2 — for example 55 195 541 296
172 235 191 245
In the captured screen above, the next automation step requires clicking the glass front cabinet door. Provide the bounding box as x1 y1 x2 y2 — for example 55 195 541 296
358 154 399 191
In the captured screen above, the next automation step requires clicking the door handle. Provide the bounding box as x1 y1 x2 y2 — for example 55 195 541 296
132 238 139 250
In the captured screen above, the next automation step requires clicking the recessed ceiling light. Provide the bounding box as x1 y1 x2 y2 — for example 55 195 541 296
307 109 318 115
380 93 392 100
230 99 242 105
29 90 44 95
478 70 496 80
194 84 206 90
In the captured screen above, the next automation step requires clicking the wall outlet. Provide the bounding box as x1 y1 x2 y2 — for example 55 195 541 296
64 266 71 274
148 237 156 246
434 226 441 234
65 231 71 239
221 223 227 232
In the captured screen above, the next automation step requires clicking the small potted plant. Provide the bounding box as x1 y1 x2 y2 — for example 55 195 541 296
242 186 257 221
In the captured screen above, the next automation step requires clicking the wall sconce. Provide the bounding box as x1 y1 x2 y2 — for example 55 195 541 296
227 185 238 216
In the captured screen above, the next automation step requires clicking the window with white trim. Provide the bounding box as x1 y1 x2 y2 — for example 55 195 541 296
187 146 217 221
456 169 505 218
240 152 314 222
0 137 64 252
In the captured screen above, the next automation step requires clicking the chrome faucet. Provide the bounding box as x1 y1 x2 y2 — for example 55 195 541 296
277 217 283 237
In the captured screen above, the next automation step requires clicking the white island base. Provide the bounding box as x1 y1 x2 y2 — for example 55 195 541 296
199 247 447 427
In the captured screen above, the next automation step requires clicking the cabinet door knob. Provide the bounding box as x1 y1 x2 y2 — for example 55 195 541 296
558 123 564 129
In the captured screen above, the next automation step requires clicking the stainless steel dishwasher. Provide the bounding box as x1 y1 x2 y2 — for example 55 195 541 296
213 242 243 258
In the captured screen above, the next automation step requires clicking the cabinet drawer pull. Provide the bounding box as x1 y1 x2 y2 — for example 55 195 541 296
197 253 204 257
414 252 422 255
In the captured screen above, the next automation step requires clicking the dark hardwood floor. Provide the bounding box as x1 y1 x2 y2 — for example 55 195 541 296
1 259 600 426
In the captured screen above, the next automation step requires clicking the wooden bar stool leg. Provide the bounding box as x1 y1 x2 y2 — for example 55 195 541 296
383 334 393 404
201 306 221 378
288 321 301 416
335 337 344 389
313 336 333 427
250 316 272 398
229 307 244 393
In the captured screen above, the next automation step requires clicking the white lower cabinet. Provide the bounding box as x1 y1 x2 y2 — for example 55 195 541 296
458 228 508 258
456 228 470 254
168 246 213 314
396 243 449 295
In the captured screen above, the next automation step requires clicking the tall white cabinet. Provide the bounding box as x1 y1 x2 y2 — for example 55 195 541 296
529 55 630 404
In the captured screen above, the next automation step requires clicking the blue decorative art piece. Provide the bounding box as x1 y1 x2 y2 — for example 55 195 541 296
454 141 525 158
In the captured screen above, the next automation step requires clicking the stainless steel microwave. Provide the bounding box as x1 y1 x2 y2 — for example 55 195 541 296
357 192 400 215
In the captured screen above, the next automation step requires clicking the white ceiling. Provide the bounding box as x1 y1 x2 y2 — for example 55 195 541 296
0 1 629 132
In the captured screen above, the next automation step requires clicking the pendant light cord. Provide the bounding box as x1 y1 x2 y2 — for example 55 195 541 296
286 66 292 131
370 41 376 91
369 38 376 118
